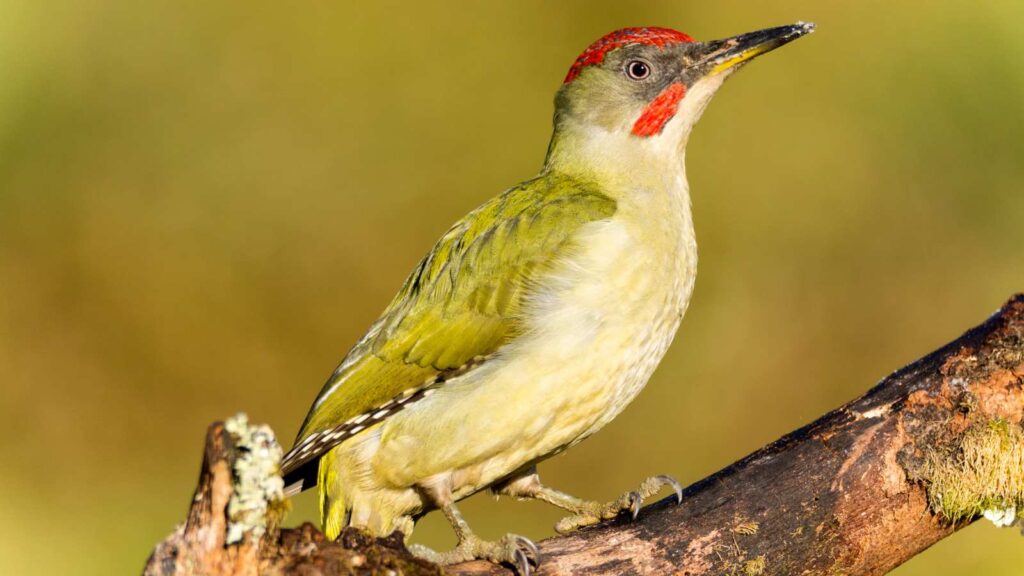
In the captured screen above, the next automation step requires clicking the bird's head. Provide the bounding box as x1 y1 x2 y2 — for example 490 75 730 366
546 23 814 175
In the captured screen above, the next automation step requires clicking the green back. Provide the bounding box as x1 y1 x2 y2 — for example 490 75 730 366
292 171 616 458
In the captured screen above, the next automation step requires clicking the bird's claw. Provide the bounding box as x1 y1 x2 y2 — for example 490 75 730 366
627 491 642 520
514 548 532 576
516 534 541 561
499 534 540 576
654 474 684 504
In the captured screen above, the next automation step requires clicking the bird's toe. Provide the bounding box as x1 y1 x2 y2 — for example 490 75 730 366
553 473 685 533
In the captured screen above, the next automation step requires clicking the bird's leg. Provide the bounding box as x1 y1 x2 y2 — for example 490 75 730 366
495 469 683 534
407 483 539 575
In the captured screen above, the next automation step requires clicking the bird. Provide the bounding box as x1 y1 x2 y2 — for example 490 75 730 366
280 22 814 573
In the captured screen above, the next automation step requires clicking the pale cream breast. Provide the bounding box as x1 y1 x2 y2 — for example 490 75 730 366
370 184 696 500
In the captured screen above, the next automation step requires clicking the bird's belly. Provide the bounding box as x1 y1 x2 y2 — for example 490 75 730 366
372 218 695 499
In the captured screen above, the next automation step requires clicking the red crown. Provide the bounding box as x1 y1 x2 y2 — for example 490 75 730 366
564 27 695 84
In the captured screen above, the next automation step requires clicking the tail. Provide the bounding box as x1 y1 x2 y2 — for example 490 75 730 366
289 442 412 539
280 443 351 539
281 460 318 498
317 447 351 540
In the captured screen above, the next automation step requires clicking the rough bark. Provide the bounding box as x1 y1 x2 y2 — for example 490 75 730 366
145 294 1024 576
144 420 442 576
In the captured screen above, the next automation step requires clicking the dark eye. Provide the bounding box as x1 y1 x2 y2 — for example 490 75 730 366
625 60 651 80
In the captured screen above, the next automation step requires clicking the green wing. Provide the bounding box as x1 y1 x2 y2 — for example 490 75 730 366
281 172 615 482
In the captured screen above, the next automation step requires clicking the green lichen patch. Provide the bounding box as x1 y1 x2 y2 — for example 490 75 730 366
717 521 768 576
919 419 1024 525
732 520 759 536
743 555 766 575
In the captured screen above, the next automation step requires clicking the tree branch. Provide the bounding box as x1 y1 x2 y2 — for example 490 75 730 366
145 294 1024 576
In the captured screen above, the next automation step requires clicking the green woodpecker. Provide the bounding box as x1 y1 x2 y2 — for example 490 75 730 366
281 22 814 573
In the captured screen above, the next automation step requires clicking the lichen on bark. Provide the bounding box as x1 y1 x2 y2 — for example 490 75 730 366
915 418 1024 526
224 413 288 544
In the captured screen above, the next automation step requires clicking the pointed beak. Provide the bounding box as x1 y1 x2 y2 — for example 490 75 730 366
694 22 815 76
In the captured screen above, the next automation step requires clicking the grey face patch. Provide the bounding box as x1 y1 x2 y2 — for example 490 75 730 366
600 43 699 104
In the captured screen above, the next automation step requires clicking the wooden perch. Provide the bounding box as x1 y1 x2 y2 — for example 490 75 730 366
145 294 1024 576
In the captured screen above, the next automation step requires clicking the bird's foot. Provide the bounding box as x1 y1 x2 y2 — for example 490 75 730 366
409 533 540 575
554 474 683 534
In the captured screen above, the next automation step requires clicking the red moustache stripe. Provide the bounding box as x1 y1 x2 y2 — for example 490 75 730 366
631 82 687 137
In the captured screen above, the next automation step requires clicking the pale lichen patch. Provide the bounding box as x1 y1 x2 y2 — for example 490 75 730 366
224 413 286 544
983 505 1016 527
859 405 891 419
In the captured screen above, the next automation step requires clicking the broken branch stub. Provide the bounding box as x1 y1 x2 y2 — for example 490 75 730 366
143 416 441 576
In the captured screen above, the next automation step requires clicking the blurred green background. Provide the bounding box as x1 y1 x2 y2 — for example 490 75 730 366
2 1 1023 574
